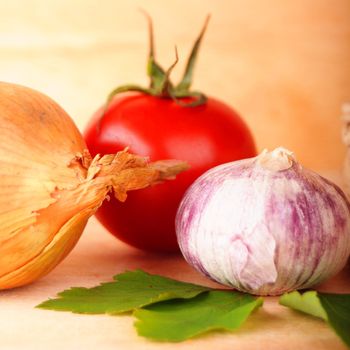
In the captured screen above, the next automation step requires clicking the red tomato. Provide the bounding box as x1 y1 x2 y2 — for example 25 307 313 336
84 93 256 252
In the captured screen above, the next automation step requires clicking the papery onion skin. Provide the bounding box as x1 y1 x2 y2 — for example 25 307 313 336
0 82 187 290
176 148 350 296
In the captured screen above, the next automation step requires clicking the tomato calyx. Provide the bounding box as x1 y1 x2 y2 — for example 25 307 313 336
105 14 210 109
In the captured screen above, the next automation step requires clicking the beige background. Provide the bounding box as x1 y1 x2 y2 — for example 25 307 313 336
0 0 349 170
1 1 350 349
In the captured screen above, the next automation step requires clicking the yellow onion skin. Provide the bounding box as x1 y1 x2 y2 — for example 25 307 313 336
0 82 187 290
176 148 350 296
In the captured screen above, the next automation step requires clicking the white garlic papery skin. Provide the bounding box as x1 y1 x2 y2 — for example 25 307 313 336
176 148 350 296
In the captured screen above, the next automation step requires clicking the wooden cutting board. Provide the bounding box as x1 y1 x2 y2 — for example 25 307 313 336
0 213 349 350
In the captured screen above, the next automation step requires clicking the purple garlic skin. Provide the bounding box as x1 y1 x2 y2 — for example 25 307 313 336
175 148 350 296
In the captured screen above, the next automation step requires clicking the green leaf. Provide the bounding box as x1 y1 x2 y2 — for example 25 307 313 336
319 293 350 348
36 270 210 314
134 290 263 342
279 291 327 320
280 291 350 348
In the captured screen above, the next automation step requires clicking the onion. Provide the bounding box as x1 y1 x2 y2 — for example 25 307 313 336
176 147 350 296
0 82 187 290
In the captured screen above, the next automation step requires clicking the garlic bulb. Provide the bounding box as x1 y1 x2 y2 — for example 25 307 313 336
176 148 350 296
0 82 187 290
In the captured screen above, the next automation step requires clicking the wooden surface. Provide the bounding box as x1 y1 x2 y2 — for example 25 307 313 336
0 214 349 350
0 1 350 349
